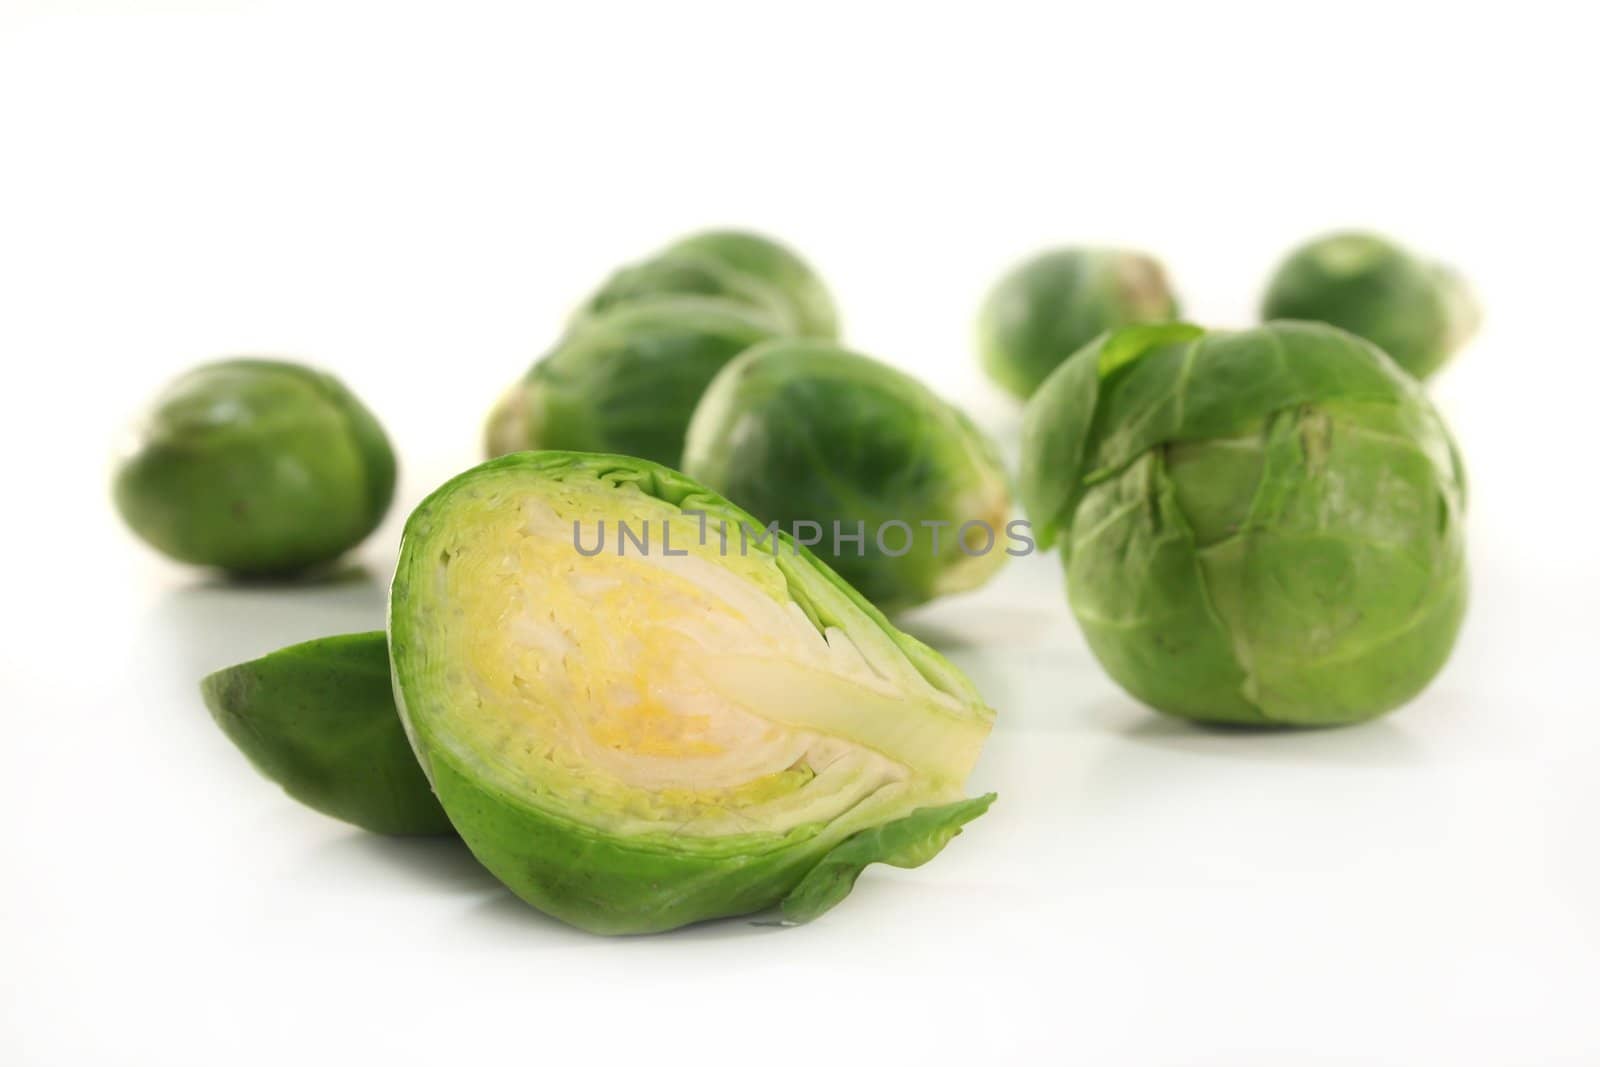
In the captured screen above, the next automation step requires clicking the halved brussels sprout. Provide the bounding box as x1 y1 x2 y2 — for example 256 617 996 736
201 632 451 835
1261 231 1479 379
665 229 839 339
389 451 995 933
484 297 781 467
114 359 396 575
1020 321 1467 727
979 247 1179 399
683 340 1013 614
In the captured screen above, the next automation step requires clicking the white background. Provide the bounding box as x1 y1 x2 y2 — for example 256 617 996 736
3 3 1597 1064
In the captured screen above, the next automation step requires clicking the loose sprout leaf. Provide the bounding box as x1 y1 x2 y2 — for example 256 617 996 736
200 631 452 835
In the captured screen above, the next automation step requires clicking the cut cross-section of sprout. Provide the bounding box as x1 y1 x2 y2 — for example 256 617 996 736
389 451 995 934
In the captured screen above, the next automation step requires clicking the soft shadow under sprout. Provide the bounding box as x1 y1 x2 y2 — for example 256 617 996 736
1111 702 1427 769
154 564 387 681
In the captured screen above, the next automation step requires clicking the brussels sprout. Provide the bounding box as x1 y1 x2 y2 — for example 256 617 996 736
114 359 396 575
683 340 1012 614
389 451 995 933
484 296 781 467
201 631 452 835
1019 321 1467 727
1261 231 1479 379
664 229 839 339
577 250 801 334
978 247 1179 399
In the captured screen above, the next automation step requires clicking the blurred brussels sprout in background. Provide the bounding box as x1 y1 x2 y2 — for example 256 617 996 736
979 247 1178 399
485 296 781 466
488 228 839 467
201 632 452 836
577 249 800 334
1261 231 1479 380
1020 321 1467 727
684 339 1012 614
389 451 995 933
576 230 839 340
114 359 396 575
665 229 840 339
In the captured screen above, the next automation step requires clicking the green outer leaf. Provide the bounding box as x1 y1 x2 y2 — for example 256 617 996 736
200 631 452 835
1189 402 1468 723
1087 323 1412 477
682 339 1012 613
1021 321 1433 552
389 451 994 933
1067 453 1261 723
781 793 995 925
1019 323 1203 551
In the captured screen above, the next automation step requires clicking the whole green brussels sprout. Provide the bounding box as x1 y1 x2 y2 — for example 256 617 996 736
485 296 781 466
1261 231 1479 379
979 247 1179 399
577 249 801 334
664 229 840 339
201 632 452 836
1019 321 1467 727
114 359 396 575
683 340 1013 614
389 451 995 933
